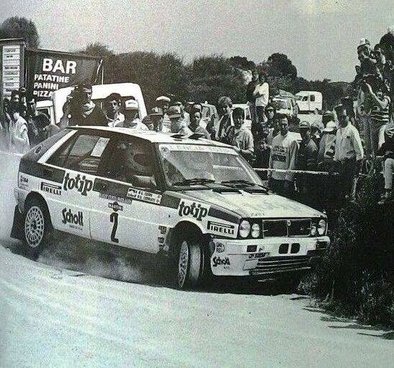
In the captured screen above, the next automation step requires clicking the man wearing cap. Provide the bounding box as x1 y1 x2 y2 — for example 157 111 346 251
104 93 125 127
167 105 192 136
188 104 210 139
122 99 148 130
334 105 364 200
156 96 171 130
146 107 168 132
69 84 107 126
268 115 298 197
297 121 318 206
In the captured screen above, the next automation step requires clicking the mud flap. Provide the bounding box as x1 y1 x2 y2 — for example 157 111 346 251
10 205 24 241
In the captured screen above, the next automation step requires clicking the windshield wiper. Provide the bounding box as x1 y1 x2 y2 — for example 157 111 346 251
220 179 269 192
172 178 216 186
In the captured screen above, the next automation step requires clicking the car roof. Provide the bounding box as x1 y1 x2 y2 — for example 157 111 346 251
69 126 230 146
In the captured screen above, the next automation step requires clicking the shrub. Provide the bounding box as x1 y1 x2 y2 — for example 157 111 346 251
304 170 394 327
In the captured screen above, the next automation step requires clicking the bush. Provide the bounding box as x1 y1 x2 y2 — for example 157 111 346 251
304 170 394 327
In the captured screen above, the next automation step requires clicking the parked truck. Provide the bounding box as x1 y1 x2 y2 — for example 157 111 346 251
295 91 323 113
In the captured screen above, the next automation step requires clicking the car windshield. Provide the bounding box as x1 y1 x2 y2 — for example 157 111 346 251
274 100 288 109
158 144 263 189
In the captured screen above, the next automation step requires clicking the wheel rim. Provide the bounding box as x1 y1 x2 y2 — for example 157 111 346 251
25 206 45 248
178 241 189 288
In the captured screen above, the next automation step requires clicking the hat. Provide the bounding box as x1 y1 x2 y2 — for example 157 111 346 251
167 105 182 118
156 96 171 103
299 121 311 130
150 107 163 116
323 121 337 132
357 38 370 49
124 99 139 110
173 101 183 106
385 123 394 139
266 104 274 111
311 121 324 132
76 83 92 93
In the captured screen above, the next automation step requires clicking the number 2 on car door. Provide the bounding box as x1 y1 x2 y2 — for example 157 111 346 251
110 212 119 243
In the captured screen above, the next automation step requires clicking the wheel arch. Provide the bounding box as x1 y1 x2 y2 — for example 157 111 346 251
168 220 211 255
24 192 52 227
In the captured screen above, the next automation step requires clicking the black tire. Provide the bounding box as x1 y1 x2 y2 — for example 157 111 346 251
23 198 52 259
175 236 206 289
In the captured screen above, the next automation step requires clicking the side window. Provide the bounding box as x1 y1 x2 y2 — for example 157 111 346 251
302 96 308 101
48 134 110 175
310 95 315 102
104 138 154 188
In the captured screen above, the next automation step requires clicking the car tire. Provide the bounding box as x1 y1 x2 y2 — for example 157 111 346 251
23 198 52 259
175 237 206 289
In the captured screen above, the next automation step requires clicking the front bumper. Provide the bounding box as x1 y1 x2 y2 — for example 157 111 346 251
209 236 329 276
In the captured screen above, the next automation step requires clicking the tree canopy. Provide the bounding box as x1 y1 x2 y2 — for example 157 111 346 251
0 16 40 49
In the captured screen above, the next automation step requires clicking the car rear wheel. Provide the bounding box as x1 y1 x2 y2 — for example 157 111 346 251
23 198 52 259
176 238 205 289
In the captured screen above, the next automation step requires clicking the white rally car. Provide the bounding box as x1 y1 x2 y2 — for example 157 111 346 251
11 127 329 289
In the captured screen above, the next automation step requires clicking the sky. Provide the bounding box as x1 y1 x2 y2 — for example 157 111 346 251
1 0 393 82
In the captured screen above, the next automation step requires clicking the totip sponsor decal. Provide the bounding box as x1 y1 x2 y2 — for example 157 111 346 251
63 173 93 196
178 200 209 221
41 182 62 196
207 221 236 236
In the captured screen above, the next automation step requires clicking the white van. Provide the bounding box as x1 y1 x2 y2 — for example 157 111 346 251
40 83 147 125
295 91 322 113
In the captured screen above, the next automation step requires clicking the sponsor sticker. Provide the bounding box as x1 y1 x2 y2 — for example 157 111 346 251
19 174 29 189
212 256 231 267
108 201 123 212
207 221 235 236
160 144 237 155
127 188 162 204
99 193 133 205
63 173 93 196
178 200 209 221
62 208 83 230
41 182 62 196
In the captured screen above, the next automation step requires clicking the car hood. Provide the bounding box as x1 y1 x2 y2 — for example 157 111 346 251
181 190 323 219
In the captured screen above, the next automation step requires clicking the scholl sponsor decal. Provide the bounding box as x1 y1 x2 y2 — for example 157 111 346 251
63 173 93 196
212 256 230 267
62 208 83 227
41 182 62 195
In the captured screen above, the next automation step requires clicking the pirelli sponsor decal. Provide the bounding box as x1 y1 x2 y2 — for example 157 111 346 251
207 221 236 236
41 182 62 195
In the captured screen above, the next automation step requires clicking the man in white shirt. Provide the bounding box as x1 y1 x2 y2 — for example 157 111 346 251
334 105 364 200
268 115 298 197
253 73 269 128
123 99 148 130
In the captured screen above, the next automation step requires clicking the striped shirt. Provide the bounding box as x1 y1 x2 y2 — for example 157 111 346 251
370 94 390 127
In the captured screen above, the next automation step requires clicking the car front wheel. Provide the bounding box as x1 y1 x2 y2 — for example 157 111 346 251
23 198 52 259
176 238 205 289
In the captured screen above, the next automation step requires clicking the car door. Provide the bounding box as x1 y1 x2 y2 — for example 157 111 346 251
89 135 162 253
44 130 112 239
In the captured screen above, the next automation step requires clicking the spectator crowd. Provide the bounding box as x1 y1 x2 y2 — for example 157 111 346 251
1 26 393 210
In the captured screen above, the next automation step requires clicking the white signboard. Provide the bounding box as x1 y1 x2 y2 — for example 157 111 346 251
2 44 22 96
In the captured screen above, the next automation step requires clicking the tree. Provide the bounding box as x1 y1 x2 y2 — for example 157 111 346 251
229 56 256 71
264 53 297 80
0 16 40 49
187 55 246 104
80 42 114 58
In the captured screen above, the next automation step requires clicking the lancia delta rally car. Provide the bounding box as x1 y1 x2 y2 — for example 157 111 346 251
11 127 330 289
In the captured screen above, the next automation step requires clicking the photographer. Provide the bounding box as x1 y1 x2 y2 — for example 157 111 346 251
364 77 391 155
68 84 107 127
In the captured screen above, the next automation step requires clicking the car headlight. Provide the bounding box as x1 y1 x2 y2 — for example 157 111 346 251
251 223 260 238
239 220 251 238
310 223 317 236
317 219 326 235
